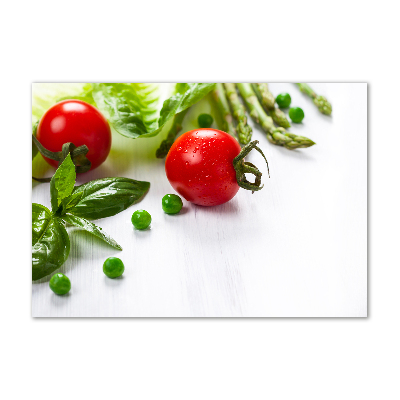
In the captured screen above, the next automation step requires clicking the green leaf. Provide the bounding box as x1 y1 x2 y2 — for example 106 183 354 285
59 191 84 215
63 213 122 250
67 177 150 220
32 204 70 281
158 83 216 127
91 83 215 139
56 84 96 105
91 83 161 138
50 154 76 212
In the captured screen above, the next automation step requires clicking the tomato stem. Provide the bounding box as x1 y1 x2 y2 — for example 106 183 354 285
233 140 270 193
32 134 92 180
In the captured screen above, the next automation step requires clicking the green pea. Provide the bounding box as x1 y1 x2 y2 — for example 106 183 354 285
289 107 305 123
198 113 214 128
103 257 125 279
162 194 183 215
276 93 292 108
131 209 151 230
49 273 71 295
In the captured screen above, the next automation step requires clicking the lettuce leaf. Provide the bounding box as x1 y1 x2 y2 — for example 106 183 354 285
91 83 215 139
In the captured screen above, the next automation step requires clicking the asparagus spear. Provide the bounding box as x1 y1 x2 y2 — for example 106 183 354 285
224 83 252 145
237 83 315 149
155 109 188 158
252 83 291 128
212 83 237 138
295 83 332 115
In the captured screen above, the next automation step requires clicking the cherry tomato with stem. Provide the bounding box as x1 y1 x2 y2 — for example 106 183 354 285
165 129 269 207
36 100 112 171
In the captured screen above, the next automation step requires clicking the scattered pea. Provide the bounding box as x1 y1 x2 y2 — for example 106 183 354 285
131 209 151 230
162 194 183 214
289 107 305 123
276 93 291 108
198 113 214 128
49 273 71 295
103 257 125 278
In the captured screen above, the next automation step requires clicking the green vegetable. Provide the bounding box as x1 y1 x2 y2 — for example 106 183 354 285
32 204 70 281
289 107 305 123
32 156 150 280
198 113 214 128
162 194 183 215
295 83 332 115
212 83 236 137
49 273 71 295
237 83 315 150
50 153 76 210
156 109 189 159
67 178 150 220
63 214 122 250
103 257 125 279
131 210 152 230
224 83 252 145
92 83 215 139
276 93 292 108
252 84 291 129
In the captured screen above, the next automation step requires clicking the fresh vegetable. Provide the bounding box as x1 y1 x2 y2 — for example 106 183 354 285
253 84 291 128
212 83 237 138
224 83 253 145
156 109 189 158
32 155 150 280
103 257 125 279
91 83 215 139
32 134 91 180
162 194 183 214
276 93 292 108
295 83 332 115
165 129 269 206
36 100 111 171
131 210 152 230
49 273 71 295
198 113 214 128
237 83 315 150
289 107 305 123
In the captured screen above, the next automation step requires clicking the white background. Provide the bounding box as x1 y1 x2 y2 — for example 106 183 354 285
32 83 367 317
2 0 400 399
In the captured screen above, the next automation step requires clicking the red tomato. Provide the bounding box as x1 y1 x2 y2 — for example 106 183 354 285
165 128 242 206
36 100 112 170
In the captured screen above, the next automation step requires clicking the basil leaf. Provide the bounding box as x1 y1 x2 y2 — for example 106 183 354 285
67 177 150 220
92 83 215 139
63 213 122 250
32 204 70 281
50 154 76 212
59 191 84 215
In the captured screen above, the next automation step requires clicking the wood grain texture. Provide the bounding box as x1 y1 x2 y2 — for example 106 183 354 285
32 83 367 317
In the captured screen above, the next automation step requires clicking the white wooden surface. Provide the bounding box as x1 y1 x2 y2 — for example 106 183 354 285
31 83 367 317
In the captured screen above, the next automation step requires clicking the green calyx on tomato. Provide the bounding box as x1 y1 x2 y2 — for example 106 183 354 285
165 129 269 207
